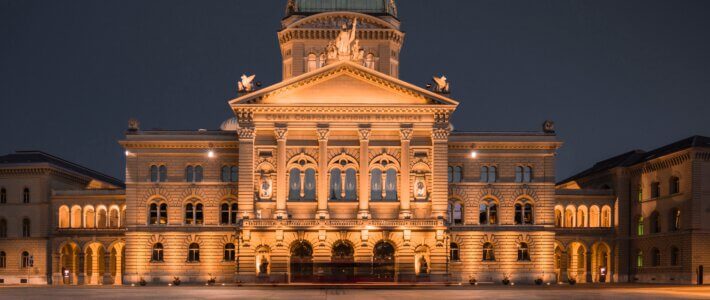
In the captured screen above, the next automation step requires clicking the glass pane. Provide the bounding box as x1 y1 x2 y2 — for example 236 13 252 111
344 169 357 200
370 169 382 201
385 169 397 201
329 169 342 200
304 169 317 200
289 169 302 201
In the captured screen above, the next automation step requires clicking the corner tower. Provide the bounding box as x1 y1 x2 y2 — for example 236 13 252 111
280 0 404 79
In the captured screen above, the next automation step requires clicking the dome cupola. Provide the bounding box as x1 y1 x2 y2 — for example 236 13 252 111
286 0 397 17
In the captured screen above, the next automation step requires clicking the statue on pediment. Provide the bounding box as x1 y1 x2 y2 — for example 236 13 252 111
238 74 256 93
336 18 358 56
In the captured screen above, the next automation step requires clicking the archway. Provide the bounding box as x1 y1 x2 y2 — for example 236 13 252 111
59 243 79 284
592 242 611 283
331 240 355 282
85 243 107 285
372 241 396 282
567 242 588 283
289 240 313 283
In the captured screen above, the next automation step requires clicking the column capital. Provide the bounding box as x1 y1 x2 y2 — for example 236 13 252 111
274 126 288 141
399 127 413 141
432 127 450 141
238 127 256 140
316 127 330 141
358 128 372 141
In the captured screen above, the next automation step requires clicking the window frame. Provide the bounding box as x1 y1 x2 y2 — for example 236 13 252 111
517 243 531 261
224 243 236 261
151 243 164 262
22 188 30 204
22 218 31 237
449 243 460 262
0 187 6 204
187 243 200 263
482 242 495 261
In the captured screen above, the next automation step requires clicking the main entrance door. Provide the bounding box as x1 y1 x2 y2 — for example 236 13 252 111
372 241 395 282
289 241 314 283
331 240 355 282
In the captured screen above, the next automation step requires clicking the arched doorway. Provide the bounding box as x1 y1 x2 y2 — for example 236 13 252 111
372 241 395 282
331 240 355 282
289 240 313 283
59 243 79 285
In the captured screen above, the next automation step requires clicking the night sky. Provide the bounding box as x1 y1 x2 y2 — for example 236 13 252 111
1 0 709 182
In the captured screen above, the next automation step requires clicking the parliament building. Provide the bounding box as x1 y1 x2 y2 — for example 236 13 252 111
1 0 708 286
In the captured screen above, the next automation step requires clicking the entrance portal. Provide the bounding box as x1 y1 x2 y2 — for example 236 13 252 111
289 241 313 283
372 241 395 282
331 240 355 282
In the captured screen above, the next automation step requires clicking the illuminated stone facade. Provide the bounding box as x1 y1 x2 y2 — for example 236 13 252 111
1 1 707 286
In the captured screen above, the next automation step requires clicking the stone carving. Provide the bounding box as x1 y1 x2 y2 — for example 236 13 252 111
274 127 288 141
258 174 273 200
316 127 330 141
413 175 427 200
543 120 555 134
238 74 256 93
399 127 413 141
127 118 140 132
358 128 371 141
432 75 450 93
326 18 364 63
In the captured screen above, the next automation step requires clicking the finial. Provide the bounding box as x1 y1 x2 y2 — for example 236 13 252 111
238 74 257 94
543 120 556 134
127 118 140 132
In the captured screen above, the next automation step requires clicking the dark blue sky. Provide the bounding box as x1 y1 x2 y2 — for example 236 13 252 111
1 0 709 181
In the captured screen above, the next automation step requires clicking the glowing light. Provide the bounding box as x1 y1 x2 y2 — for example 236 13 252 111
470 151 478 159
208 150 215 158
125 150 131 156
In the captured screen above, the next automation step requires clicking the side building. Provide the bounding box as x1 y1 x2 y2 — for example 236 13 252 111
556 136 710 285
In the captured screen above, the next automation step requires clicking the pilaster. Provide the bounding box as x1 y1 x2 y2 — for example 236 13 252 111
237 110 256 219
317 126 330 219
358 126 371 218
275 126 288 219
399 126 413 218
431 125 450 219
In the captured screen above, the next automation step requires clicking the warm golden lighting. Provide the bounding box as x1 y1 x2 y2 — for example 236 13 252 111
470 151 478 159
208 150 215 158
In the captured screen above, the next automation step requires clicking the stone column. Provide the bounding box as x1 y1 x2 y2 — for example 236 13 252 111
275 126 288 219
559 250 569 283
399 126 413 219
114 248 123 285
91 247 100 285
103 251 111 285
586 250 593 283
316 126 330 219
358 127 371 218
431 118 450 219
237 111 256 219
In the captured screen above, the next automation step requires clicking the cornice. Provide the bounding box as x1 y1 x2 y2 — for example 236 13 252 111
0 167 89 186
119 141 238 150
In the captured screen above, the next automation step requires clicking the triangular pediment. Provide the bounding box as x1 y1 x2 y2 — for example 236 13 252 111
229 61 459 108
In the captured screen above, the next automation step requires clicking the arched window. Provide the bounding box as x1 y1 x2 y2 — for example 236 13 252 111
224 243 236 261
220 202 239 225
344 169 357 200
371 169 383 201
576 207 586 227
329 169 343 200
70 206 82 228
479 199 498 225
514 200 534 225
589 206 600 227
0 218 6 238
517 243 530 261
22 218 31 237
0 188 6 204
601 206 611 227
159 165 167 182
482 243 495 261
84 207 95 228
0 251 5 268
554 208 563 227
149 201 168 225
450 243 460 261
636 250 644 268
448 200 463 225
184 201 204 225
447 166 453 183
670 208 680 231
650 211 660 234
523 166 532 183
651 248 661 267
230 166 238 182
221 166 230 182
307 53 318 72
21 251 31 268
669 177 680 194
109 208 120 228
23 188 30 203
150 165 158 182
151 243 164 262
289 168 317 201
515 166 523 183
637 216 644 236
670 246 680 266
385 169 397 201
651 182 660 198
97 207 107 228
453 166 462 183
319 53 326 68
188 243 200 262
480 166 496 183
58 206 70 228
185 165 203 183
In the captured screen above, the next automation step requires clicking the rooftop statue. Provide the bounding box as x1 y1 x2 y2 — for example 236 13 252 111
432 75 450 94
238 74 256 93
326 18 364 64
336 17 358 56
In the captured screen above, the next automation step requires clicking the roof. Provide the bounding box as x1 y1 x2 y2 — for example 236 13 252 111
558 135 710 185
287 0 397 17
0 151 125 188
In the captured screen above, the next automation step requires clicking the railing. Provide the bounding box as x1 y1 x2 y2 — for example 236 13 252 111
242 219 441 228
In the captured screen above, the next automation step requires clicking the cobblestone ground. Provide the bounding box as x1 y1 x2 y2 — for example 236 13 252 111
1 285 709 300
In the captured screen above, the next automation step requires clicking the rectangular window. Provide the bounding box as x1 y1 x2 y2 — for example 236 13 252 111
651 182 660 198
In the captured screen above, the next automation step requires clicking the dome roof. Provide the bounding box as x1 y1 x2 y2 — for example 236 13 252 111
287 0 397 17
220 117 239 131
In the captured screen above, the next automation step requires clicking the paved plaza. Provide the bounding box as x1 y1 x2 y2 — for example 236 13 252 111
0 285 709 300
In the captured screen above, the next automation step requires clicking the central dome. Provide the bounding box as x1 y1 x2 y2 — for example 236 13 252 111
287 0 397 16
